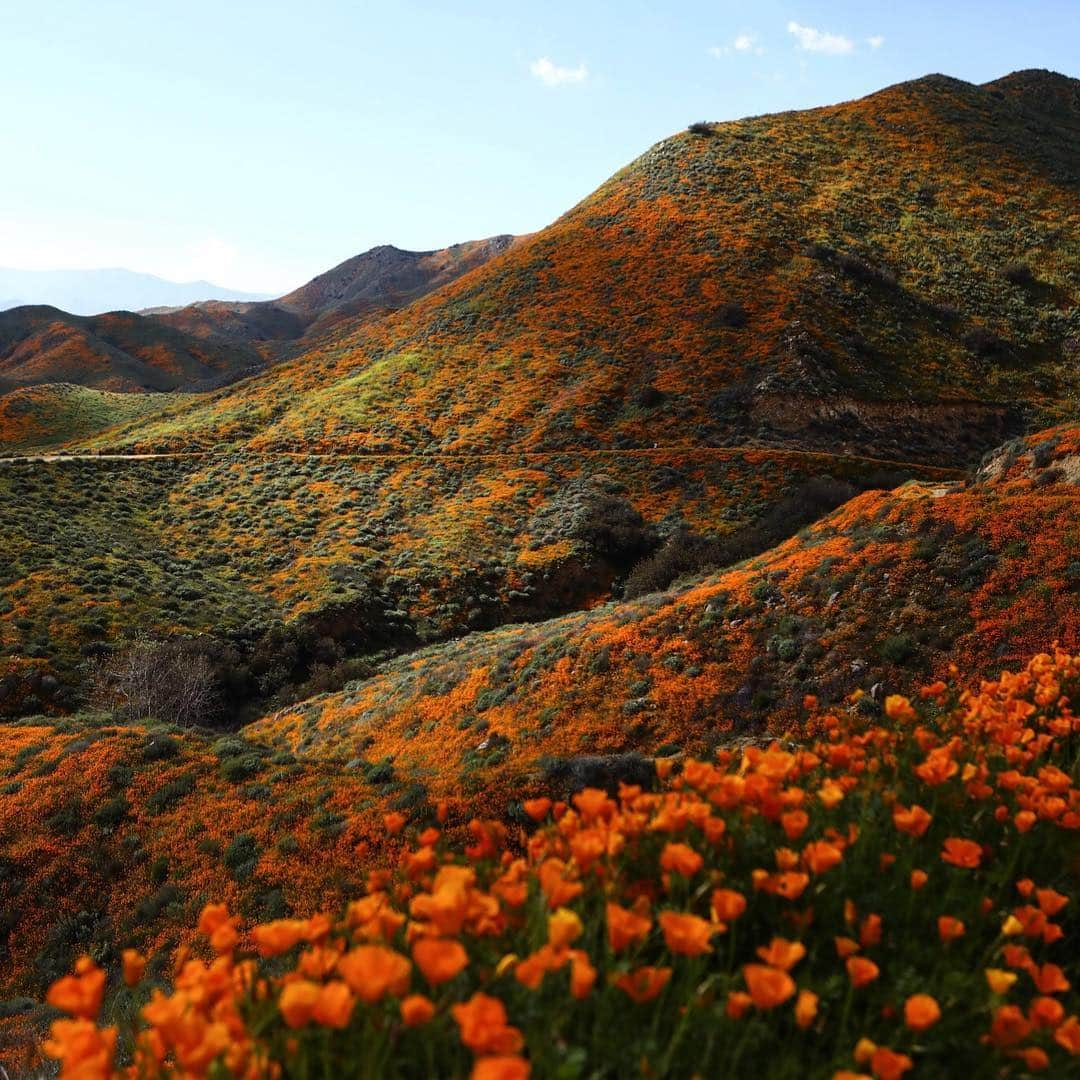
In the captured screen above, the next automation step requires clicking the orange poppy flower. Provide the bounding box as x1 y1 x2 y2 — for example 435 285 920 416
884 695 917 723
940 838 982 868
606 902 652 952
846 956 880 989
522 798 551 822
909 869 928 890
42 1018 117 1077
988 1005 1031 1047
569 950 597 999
726 991 753 1019
835 936 861 959
548 908 584 949
711 888 747 923
410 865 474 935
614 966 671 1004
659 842 704 877
472 1057 531 1080
1029 996 1065 1029
337 945 411 1004
279 980 321 1028
537 860 584 910
932 916 963 943
46 957 106 1020
794 989 819 1029
818 782 846 809
915 749 958 786
400 994 436 1027
514 945 564 990
1032 963 1070 995
892 804 932 838
573 788 613 821
854 1038 878 1065
122 949 146 988
754 870 811 900
1054 1015 1080 1054
1035 888 1069 917
658 911 714 957
312 981 355 1029
742 964 796 1009
870 1046 913 1080
803 840 843 875
413 937 468 986
903 994 940 1032
859 915 882 949
755 938 806 971
781 810 809 840
452 993 523 1056
197 903 231 937
252 918 308 958
985 969 1018 994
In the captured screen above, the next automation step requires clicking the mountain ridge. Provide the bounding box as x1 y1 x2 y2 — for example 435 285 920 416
72 69 1078 462
0 236 517 395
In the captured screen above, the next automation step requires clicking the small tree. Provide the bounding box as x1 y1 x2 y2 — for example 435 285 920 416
97 636 220 726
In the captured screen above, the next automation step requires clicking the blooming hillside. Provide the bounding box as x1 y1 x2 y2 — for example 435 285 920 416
0 307 261 394
248 471 1080 808
75 71 1079 461
0 449 950 715
35 648 1080 1077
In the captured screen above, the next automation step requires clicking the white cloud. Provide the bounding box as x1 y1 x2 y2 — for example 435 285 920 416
529 57 588 87
786 21 854 55
867 35 886 49
710 33 765 58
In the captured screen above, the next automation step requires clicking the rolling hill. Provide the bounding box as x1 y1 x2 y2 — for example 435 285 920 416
0 306 261 394
0 238 516 400
0 69 1076 721
0 427 1074 1017
69 70 1079 464
245 437 1079 794
149 235 518 345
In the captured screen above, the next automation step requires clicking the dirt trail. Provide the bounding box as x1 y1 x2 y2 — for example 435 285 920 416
0 446 965 475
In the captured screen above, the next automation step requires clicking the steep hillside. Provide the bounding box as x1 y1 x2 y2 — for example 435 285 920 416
0 307 260 393
0 714 381 1005
80 71 1079 463
0 449 949 716
147 236 517 347
0 453 1075 1013
245 451 1079 815
22 650 1080 1077
976 420 1080 487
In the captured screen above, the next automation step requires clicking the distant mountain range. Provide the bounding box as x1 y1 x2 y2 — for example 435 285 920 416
0 267 271 317
0 238 518 393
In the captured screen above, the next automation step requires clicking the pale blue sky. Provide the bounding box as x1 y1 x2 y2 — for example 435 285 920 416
3 1 1077 293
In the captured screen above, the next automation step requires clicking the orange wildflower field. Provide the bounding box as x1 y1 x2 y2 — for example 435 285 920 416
33 649 1080 1077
